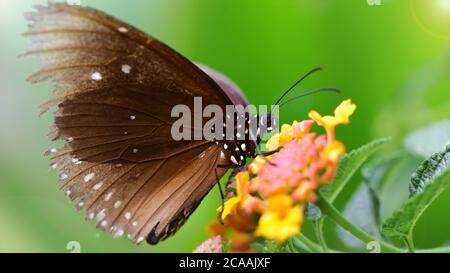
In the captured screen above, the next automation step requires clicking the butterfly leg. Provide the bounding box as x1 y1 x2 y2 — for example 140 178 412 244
215 167 226 225
253 147 278 166
261 149 280 157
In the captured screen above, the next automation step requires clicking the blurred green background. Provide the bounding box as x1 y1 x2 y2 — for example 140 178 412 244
0 0 449 252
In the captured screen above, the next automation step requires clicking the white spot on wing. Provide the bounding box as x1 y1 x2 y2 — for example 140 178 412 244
241 143 246 151
114 228 125 238
114 200 122 209
121 64 132 74
93 182 103 190
88 212 95 220
125 212 132 220
105 192 113 201
230 155 239 165
84 173 95 183
91 72 102 81
97 209 106 221
118 27 128 33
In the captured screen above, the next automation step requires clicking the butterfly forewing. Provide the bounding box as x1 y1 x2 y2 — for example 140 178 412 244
26 3 239 244
24 3 232 112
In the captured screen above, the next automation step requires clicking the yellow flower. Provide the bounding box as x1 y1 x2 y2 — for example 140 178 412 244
265 123 295 151
254 195 303 243
218 171 249 219
248 156 268 174
220 198 240 221
323 140 346 162
309 99 356 128
309 99 356 142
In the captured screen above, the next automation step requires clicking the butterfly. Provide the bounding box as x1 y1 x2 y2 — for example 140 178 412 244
23 2 270 245
24 2 335 245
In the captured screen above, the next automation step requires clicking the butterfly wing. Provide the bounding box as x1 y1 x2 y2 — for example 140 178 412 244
24 3 231 113
25 3 236 244
51 140 227 244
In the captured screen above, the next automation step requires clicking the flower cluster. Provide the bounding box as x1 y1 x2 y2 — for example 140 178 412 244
195 100 356 252
193 235 223 253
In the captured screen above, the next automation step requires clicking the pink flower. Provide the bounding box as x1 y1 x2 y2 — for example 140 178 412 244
193 235 223 253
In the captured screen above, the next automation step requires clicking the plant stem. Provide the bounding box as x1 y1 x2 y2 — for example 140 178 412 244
316 192 403 253
294 233 322 253
314 220 328 252
417 246 450 253
403 234 415 253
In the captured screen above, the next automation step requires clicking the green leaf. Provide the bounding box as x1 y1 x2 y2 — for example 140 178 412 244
381 145 450 238
321 137 391 202
338 152 403 247
404 120 450 159
409 145 450 196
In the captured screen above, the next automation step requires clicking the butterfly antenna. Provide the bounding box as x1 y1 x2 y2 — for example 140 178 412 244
276 88 341 110
274 67 323 105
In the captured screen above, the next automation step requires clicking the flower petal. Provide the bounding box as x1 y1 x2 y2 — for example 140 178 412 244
266 133 280 151
255 202 303 243
334 99 356 124
219 197 240 219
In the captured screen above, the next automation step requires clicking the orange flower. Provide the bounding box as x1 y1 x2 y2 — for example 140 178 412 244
218 171 249 220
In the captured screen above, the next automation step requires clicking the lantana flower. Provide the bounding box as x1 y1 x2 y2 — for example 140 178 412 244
308 99 356 142
194 235 223 253
254 195 303 243
198 100 356 252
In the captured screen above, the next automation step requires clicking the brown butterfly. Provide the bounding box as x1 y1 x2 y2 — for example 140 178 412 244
24 2 334 245
23 2 265 245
